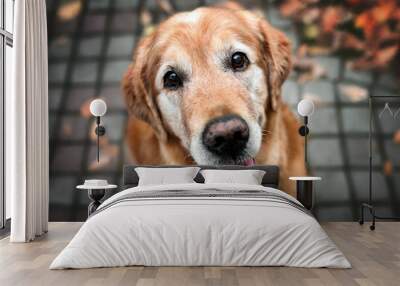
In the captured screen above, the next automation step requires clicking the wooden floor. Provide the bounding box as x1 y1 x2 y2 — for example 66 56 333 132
0 222 399 286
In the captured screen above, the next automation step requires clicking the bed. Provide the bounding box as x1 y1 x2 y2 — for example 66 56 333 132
50 165 350 269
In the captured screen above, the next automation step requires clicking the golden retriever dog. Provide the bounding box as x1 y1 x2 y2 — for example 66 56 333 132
122 2 306 196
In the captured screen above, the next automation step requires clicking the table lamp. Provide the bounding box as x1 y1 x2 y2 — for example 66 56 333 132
90 99 107 162
297 98 315 165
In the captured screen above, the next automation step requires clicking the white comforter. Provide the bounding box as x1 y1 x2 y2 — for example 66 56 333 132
50 183 350 269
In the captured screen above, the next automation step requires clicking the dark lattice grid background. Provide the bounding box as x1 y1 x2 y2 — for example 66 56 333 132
47 0 400 221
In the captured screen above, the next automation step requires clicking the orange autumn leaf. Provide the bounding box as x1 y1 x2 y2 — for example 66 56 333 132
350 45 399 70
80 99 92 119
280 0 304 17
383 160 393 176
322 7 342 33
372 0 396 23
349 57 374 70
302 8 320 24
140 9 152 27
394 130 400 145
339 84 368 102
157 0 174 15
341 33 365 50
62 123 72 137
303 93 322 106
306 46 332 56
377 25 400 42
297 44 309 58
355 12 376 40
356 0 397 40
141 9 156 36
293 58 327 83
374 45 399 67
57 1 81 22
282 0 400 72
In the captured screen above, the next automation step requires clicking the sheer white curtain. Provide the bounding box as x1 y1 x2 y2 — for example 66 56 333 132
8 0 49 242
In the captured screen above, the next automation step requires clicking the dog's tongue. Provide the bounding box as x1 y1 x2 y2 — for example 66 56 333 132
243 158 255 166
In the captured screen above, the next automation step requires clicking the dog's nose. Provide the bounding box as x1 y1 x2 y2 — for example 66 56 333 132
202 115 249 157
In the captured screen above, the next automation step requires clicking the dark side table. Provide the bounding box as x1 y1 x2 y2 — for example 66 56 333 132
289 176 321 210
76 184 117 217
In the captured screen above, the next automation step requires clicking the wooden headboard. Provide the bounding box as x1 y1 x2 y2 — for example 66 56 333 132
122 165 280 189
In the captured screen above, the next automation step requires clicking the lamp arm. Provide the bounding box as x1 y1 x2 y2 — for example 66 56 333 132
304 116 308 165
94 117 106 162
97 117 100 162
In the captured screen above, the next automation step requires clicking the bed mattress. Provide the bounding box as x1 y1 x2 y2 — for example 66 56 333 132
50 183 350 269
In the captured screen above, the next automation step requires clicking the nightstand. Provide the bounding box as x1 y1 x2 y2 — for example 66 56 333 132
77 180 117 217
289 177 321 210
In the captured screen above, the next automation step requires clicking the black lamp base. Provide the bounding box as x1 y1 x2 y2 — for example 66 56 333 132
296 181 313 210
88 189 106 217
298 125 309 136
359 202 400 231
95 125 106 136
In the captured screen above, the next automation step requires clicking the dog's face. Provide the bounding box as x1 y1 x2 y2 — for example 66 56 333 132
123 4 291 165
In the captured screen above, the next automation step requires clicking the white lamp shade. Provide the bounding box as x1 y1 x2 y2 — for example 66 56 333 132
297 99 314 117
90 99 107 117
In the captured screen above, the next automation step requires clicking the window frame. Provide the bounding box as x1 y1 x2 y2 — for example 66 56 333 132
0 0 13 230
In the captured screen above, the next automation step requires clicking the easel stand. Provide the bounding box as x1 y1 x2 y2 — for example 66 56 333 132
359 96 400 230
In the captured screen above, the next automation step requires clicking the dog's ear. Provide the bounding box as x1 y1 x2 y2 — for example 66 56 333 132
258 19 291 111
122 35 167 141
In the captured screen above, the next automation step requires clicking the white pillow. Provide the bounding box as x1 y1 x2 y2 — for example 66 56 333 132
135 167 200 186
200 169 266 185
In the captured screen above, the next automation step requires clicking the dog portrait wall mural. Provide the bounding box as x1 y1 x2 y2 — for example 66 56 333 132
48 0 400 221
123 2 306 196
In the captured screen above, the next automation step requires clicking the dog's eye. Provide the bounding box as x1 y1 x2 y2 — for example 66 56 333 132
231 52 249 71
163 71 182 90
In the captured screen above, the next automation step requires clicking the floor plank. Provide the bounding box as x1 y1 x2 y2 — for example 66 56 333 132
0 222 399 286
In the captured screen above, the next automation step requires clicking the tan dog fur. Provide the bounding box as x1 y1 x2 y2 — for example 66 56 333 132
122 2 307 197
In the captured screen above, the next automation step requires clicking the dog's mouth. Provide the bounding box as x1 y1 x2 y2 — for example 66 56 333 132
237 157 256 166
213 155 256 166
